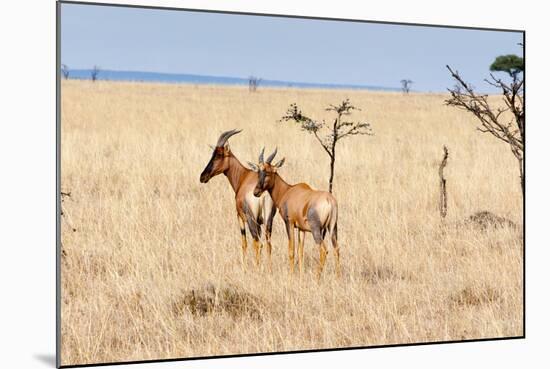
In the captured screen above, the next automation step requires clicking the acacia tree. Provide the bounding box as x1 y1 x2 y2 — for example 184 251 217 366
490 54 524 78
249 76 261 92
400 79 413 94
61 64 70 79
279 99 373 193
91 65 101 82
445 53 524 196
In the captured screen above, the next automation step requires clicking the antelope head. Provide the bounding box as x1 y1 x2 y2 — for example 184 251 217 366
249 147 285 197
200 129 242 183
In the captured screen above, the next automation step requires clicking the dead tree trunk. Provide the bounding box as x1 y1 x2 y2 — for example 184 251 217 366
439 146 449 220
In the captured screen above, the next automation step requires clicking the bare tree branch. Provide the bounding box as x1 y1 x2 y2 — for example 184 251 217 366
445 63 524 195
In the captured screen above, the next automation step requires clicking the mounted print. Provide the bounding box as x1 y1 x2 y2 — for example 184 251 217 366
57 1 525 367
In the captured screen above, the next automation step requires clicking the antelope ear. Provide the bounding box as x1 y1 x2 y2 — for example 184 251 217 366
247 162 259 172
274 157 285 168
223 143 230 155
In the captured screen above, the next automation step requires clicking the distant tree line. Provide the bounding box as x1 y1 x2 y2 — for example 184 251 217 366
60 64 102 82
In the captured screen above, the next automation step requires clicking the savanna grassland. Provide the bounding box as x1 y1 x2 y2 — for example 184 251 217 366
60 80 523 366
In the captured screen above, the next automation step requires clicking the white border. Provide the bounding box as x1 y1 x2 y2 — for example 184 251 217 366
1 1 548 368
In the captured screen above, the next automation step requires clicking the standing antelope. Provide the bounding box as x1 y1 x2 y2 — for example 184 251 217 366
249 148 340 278
199 129 276 269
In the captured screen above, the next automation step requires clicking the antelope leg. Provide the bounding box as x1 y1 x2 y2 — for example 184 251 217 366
265 234 273 272
331 231 341 278
265 206 276 272
287 222 296 275
298 230 305 277
252 239 262 268
334 247 341 278
238 215 248 269
317 242 328 281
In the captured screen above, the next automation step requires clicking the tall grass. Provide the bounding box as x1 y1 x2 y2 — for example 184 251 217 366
60 80 523 366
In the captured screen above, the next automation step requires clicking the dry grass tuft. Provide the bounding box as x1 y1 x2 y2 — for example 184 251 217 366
172 283 265 320
451 285 502 307
465 211 518 230
361 265 408 284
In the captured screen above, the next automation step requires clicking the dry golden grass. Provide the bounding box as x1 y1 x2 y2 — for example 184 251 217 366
60 80 523 366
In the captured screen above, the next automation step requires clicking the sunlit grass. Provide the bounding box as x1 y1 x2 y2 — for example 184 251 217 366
60 80 523 365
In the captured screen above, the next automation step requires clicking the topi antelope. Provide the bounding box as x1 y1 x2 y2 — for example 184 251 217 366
200 129 276 269
249 148 340 279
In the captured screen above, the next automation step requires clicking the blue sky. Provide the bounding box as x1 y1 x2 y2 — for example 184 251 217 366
61 3 523 92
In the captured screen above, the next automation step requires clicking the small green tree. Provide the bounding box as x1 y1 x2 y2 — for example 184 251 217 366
490 54 524 78
279 99 373 193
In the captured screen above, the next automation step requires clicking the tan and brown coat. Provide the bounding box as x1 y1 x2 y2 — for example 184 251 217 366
250 148 340 278
200 130 275 268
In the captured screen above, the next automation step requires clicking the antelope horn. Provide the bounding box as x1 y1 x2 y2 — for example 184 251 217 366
216 129 242 147
247 162 259 171
259 147 265 163
266 147 278 164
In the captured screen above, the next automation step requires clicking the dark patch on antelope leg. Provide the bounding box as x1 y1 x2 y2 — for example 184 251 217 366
237 214 248 268
280 203 292 237
307 208 323 244
258 211 264 226
265 206 276 270
243 202 261 241
280 203 288 219
266 206 276 236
